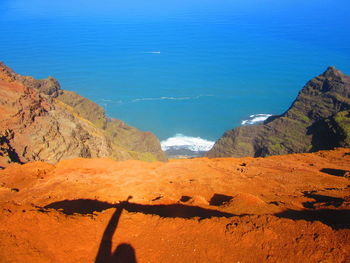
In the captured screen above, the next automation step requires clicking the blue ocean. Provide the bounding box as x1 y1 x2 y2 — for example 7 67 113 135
1 0 350 152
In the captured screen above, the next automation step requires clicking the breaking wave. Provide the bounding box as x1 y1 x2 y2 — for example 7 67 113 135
241 114 272 125
143 51 161 54
132 95 213 103
100 95 214 104
133 96 191 102
161 134 215 153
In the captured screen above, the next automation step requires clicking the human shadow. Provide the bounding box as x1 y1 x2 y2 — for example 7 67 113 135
95 196 137 263
42 197 239 262
43 199 236 219
112 243 137 263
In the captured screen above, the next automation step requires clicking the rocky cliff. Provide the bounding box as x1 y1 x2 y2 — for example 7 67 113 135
207 67 350 158
0 62 166 167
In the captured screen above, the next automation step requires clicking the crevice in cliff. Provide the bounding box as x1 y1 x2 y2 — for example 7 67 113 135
0 129 22 164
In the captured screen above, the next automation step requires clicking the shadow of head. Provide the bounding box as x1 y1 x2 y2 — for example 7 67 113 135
112 243 137 263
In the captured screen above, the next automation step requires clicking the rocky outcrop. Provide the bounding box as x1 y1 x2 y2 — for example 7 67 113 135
0 62 166 166
55 90 166 161
0 62 61 97
207 67 350 158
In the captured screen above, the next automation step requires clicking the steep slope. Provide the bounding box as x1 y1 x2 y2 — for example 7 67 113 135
56 90 166 161
0 62 166 167
0 148 349 262
207 67 350 157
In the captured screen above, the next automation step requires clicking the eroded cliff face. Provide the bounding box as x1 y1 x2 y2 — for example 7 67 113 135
207 67 350 158
0 62 166 167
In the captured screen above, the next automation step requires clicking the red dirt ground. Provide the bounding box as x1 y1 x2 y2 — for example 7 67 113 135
0 148 349 262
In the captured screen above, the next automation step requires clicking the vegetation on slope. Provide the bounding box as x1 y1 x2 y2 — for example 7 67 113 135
207 67 350 157
0 62 166 165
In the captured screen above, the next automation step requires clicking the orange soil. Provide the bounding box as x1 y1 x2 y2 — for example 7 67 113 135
0 149 349 262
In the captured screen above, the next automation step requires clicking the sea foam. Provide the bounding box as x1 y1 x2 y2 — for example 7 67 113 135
241 114 272 125
161 134 215 152
132 94 213 103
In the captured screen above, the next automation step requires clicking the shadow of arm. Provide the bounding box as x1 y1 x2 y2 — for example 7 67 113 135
95 196 132 263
